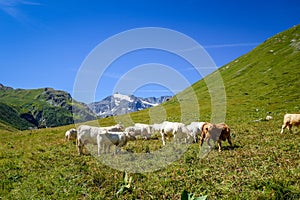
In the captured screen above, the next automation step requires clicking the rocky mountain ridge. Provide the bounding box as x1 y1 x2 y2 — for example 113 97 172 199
0 85 96 130
88 93 172 118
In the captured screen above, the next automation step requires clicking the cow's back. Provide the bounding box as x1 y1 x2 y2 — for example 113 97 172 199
288 114 300 125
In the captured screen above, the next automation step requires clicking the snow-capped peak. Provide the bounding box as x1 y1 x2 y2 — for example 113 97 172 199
113 93 133 102
88 93 172 118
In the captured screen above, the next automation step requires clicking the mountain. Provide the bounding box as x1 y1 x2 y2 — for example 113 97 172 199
0 85 96 130
88 93 171 118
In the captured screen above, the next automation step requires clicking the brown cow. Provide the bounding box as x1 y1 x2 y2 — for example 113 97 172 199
200 122 232 152
280 114 300 134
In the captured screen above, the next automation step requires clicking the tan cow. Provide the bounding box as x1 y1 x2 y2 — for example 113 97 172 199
280 114 300 134
200 122 232 152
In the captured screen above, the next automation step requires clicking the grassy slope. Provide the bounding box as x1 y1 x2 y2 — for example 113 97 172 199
1 25 300 199
0 103 34 130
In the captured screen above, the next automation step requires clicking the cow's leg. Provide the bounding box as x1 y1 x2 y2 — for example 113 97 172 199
193 133 197 143
161 132 166 146
217 140 222 152
206 138 212 149
281 123 287 134
146 134 151 140
173 134 177 144
97 142 101 156
287 124 293 134
227 135 233 147
77 140 84 155
107 144 111 153
200 133 205 146
115 145 121 154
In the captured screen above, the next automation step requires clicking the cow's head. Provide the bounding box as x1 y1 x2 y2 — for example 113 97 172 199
202 123 213 133
70 128 77 134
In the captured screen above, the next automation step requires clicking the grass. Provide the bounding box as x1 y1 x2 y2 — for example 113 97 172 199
0 120 299 199
1 25 300 199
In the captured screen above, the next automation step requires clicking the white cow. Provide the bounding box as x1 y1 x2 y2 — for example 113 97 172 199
76 125 107 155
149 123 163 137
125 123 153 140
151 123 163 132
187 122 206 143
97 131 136 155
134 123 153 139
160 121 192 145
125 126 142 137
65 128 77 141
76 124 122 155
280 114 300 134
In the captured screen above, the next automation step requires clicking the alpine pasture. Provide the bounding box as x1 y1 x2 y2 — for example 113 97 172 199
1 25 300 199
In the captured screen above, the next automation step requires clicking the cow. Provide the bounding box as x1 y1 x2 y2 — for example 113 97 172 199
187 122 206 143
97 131 136 155
134 123 153 139
160 121 192 145
76 125 107 155
76 124 122 155
125 126 143 138
280 114 300 134
151 123 163 133
200 122 232 152
65 128 77 141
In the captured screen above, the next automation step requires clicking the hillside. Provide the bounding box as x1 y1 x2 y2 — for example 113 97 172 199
0 85 95 129
0 102 33 131
0 25 300 199
110 24 300 126
219 25 300 121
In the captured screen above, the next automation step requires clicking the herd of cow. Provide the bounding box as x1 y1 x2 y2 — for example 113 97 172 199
65 113 300 156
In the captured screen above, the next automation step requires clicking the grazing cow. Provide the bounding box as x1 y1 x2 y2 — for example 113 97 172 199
135 123 153 139
76 124 121 155
65 128 77 141
76 125 107 155
160 121 192 145
125 126 142 138
280 114 300 134
151 123 163 133
200 122 232 152
125 123 153 140
187 122 206 143
97 131 136 155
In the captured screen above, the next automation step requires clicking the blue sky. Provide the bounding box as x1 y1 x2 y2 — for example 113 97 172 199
0 0 299 103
